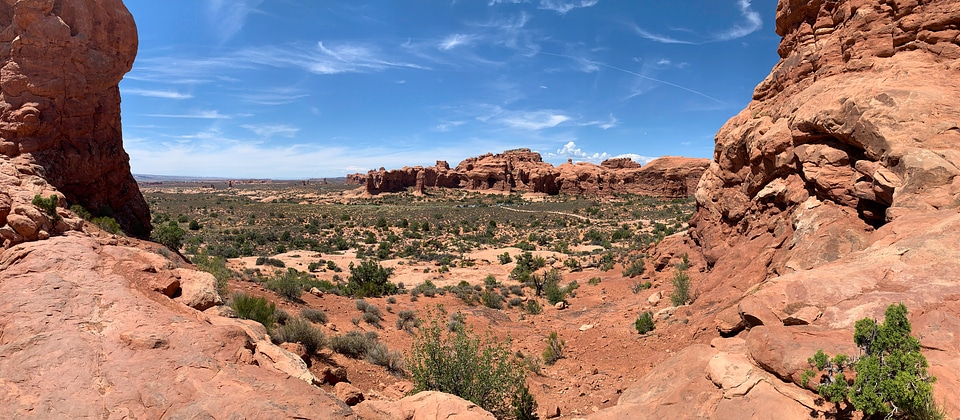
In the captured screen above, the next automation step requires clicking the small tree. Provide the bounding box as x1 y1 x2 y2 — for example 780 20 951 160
344 260 398 298
152 221 185 251
634 311 655 334
802 303 943 419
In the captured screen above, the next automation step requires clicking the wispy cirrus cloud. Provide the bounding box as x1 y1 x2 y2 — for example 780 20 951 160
630 0 761 44
538 0 598 15
242 124 300 138
145 110 233 119
205 0 264 42
439 33 477 50
131 41 430 86
580 114 618 130
122 88 193 99
234 87 309 106
713 0 762 41
477 106 570 130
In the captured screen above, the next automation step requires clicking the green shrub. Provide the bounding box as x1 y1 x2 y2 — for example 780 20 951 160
188 220 202 230
344 260 398 298
152 221 185 250
634 312 655 334
542 331 564 365
510 252 546 284
524 300 542 315
498 252 513 264
32 194 61 222
408 306 537 420
543 269 577 305
266 268 305 301
273 317 326 354
631 281 652 294
193 253 232 297
396 310 420 333
669 269 691 306
329 331 379 358
481 290 504 310
69 204 92 220
301 308 328 324
801 304 943 419
366 341 405 374
92 216 122 234
587 277 602 286
230 292 275 329
622 259 645 278
274 308 292 325
255 256 286 268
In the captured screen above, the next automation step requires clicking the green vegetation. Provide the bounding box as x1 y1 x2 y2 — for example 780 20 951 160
272 317 325 354
344 260 398 298
152 221 185 251
230 292 276 329
801 304 942 419
634 311 655 334
541 331 564 365
669 261 691 306
300 308 328 324
266 268 309 301
32 194 61 223
408 306 537 420
621 258 645 278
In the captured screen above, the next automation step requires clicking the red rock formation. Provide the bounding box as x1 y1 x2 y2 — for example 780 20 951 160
353 150 709 198
0 0 150 238
596 0 960 417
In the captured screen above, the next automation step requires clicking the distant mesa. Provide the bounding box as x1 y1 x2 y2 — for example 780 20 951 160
347 148 709 198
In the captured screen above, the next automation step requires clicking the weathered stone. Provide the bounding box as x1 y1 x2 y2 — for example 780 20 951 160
334 382 364 406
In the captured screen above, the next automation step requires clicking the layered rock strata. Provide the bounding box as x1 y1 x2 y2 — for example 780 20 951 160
0 0 151 239
356 149 709 198
595 0 960 417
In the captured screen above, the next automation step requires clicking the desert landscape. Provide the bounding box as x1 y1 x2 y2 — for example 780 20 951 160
1 0 960 419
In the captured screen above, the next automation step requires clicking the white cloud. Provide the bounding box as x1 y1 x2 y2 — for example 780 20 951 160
538 0 599 14
435 121 467 132
439 34 476 50
205 0 264 42
580 114 618 130
629 24 697 45
713 0 763 41
145 110 232 119
544 142 655 165
479 107 570 130
630 0 762 44
613 153 656 165
241 124 300 138
548 141 610 162
122 88 193 99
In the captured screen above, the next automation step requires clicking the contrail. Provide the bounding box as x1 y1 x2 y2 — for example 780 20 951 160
540 51 725 105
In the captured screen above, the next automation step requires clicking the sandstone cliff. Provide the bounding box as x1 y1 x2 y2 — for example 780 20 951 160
0 0 150 238
594 0 960 418
353 149 709 198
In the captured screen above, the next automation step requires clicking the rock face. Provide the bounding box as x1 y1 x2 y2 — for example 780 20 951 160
0 0 150 238
353 149 709 198
0 235 353 419
598 0 960 418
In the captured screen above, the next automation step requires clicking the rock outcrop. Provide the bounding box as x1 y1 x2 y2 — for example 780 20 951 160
352 149 709 198
0 234 353 418
0 0 151 239
596 0 960 418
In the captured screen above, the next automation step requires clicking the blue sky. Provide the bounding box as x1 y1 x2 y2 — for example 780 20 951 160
120 0 780 179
